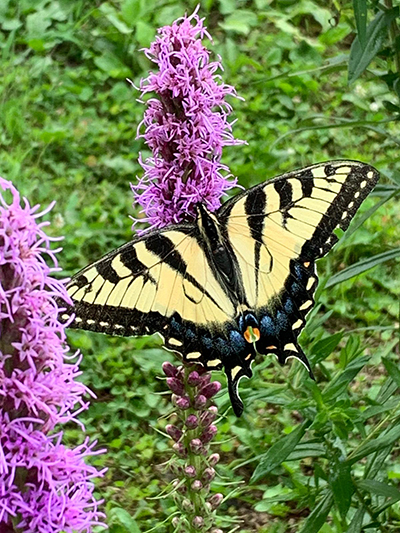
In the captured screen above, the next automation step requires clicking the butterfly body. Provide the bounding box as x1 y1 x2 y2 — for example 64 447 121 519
62 161 379 416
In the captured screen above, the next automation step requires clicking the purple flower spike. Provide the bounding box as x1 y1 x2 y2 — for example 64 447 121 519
132 7 244 230
173 442 187 458
0 178 105 532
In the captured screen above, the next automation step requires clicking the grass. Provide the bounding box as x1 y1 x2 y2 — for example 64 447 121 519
1 1 399 532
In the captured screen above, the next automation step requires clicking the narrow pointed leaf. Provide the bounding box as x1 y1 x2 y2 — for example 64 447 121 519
298 491 334 533
382 357 400 388
347 424 400 464
330 462 354 518
353 0 367 48
357 479 400 501
348 8 399 84
347 506 366 533
251 422 309 482
325 248 400 288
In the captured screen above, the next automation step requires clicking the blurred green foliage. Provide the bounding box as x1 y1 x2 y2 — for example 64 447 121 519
1 0 399 532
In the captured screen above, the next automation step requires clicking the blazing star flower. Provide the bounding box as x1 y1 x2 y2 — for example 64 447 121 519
133 6 244 229
132 8 243 531
0 177 106 532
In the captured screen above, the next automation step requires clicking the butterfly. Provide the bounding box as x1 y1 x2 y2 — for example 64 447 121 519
61 160 379 416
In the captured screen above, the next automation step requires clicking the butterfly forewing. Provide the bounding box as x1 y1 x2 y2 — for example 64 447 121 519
219 160 379 376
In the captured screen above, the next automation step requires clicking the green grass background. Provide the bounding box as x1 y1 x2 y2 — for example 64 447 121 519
1 0 400 532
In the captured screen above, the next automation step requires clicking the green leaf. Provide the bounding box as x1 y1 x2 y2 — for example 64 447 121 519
347 506 366 533
323 356 369 402
251 422 309 482
347 424 400 465
348 7 399 84
382 357 400 388
357 479 400 502
353 0 367 48
325 248 400 288
311 332 344 364
297 491 334 533
108 507 141 532
330 462 354 518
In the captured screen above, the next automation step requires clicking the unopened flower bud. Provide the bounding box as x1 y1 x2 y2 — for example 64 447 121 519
184 465 197 478
172 517 180 527
194 394 207 409
189 438 203 455
201 424 217 444
199 381 221 399
185 414 199 429
166 377 184 396
209 453 220 466
182 498 194 512
176 396 190 410
192 516 204 529
197 373 211 388
172 442 187 457
162 361 178 377
171 393 179 406
202 467 216 482
200 409 217 427
209 493 223 509
187 370 201 386
191 479 203 492
166 424 182 442
211 529 224 533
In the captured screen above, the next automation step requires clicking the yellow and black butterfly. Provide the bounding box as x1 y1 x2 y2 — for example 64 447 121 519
61 160 379 416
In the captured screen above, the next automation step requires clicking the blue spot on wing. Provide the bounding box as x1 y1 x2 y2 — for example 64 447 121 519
261 315 276 336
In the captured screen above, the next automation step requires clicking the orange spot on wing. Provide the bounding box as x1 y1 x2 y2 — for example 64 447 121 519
266 345 277 350
304 262 310 268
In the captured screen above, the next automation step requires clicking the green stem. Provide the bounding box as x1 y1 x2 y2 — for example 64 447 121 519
384 0 400 76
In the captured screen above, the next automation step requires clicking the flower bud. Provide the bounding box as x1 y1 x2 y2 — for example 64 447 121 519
171 393 179 407
194 394 207 409
197 373 211 387
191 479 203 492
166 377 184 396
208 493 223 509
182 498 194 512
201 424 217 444
199 381 221 399
172 442 187 458
185 414 199 429
200 409 217 427
192 516 204 529
162 361 178 377
202 467 215 482
166 424 182 442
189 438 203 455
184 465 197 478
209 453 220 466
176 396 190 410
211 529 224 533
172 517 180 528
187 370 201 386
